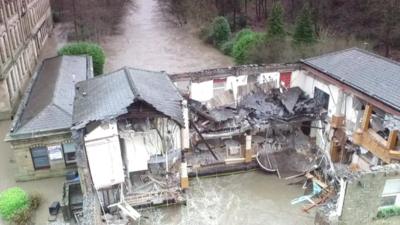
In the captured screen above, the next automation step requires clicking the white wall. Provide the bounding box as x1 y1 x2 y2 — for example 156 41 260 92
190 80 214 102
85 122 125 190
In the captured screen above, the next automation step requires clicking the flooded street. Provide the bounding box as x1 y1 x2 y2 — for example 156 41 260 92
101 0 233 73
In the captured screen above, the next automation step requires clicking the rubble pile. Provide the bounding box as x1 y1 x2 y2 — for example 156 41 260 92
189 86 321 138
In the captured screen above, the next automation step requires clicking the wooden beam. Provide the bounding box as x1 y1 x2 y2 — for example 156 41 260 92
361 104 372 131
387 130 398 150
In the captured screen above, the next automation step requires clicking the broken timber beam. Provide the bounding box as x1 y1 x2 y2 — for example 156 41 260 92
190 120 219 161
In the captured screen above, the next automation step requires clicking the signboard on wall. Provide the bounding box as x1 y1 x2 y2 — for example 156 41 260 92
48 145 63 161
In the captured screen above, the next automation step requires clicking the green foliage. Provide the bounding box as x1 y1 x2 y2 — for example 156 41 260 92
58 42 105 75
0 188 29 220
267 1 285 38
220 29 253 55
293 5 316 45
232 31 263 64
209 16 231 47
377 206 400 219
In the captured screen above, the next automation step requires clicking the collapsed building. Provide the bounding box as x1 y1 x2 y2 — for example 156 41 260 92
71 68 189 223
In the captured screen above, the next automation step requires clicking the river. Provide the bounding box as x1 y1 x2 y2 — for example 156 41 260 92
99 1 314 224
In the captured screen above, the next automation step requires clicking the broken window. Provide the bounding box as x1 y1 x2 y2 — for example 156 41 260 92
31 146 50 170
314 87 329 110
63 143 77 165
213 78 226 95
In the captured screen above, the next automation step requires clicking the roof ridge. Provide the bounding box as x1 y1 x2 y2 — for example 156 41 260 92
124 67 141 99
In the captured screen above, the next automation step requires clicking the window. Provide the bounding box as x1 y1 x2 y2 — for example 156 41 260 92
31 146 50 170
314 87 330 110
63 143 77 165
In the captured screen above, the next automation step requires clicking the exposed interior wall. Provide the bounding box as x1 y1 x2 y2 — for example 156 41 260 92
85 121 124 190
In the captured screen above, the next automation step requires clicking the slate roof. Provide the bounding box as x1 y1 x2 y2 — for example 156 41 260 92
72 68 184 129
301 48 400 112
8 55 92 139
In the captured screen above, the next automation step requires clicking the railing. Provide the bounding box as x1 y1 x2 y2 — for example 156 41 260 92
352 104 399 163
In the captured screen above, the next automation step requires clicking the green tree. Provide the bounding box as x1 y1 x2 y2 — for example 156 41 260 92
267 1 285 38
232 31 262 64
209 16 231 47
293 5 316 45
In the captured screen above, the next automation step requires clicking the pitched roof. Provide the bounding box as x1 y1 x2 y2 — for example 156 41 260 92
301 48 400 112
9 55 92 139
72 68 184 129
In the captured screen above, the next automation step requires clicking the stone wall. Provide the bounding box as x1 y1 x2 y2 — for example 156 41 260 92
339 165 400 225
0 0 53 119
8 131 76 181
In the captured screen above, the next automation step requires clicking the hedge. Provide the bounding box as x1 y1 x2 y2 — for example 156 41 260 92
58 42 106 75
0 187 29 221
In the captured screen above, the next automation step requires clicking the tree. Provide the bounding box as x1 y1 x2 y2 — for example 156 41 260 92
293 5 316 44
267 1 285 38
232 31 262 63
209 16 232 46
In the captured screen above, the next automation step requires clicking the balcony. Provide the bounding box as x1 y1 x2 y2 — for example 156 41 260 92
352 104 400 163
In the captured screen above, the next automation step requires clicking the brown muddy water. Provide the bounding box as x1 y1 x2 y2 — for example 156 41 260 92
101 0 233 73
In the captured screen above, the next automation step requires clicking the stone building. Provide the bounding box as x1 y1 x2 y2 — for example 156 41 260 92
5 55 93 181
0 0 53 120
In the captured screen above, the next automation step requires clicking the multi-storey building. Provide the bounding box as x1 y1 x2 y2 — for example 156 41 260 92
0 0 52 119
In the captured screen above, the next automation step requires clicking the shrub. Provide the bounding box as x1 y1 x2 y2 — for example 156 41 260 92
10 208 32 225
0 187 29 220
58 42 106 75
209 16 231 47
232 31 262 64
377 206 400 219
29 193 41 210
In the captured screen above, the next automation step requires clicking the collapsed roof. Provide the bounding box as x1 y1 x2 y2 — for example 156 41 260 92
8 55 92 139
72 68 184 129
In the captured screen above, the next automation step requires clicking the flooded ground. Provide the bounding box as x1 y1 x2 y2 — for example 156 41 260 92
0 121 65 225
101 0 233 73
137 172 314 225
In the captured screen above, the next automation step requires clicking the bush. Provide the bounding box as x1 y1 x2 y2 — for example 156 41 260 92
10 208 32 225
58 42 106 75
29 193 41 210
377 206 400 219
209 16 231 47
0 188 29 220
232 31 263 64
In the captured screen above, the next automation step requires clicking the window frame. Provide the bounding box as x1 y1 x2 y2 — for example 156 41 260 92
30 146 50 170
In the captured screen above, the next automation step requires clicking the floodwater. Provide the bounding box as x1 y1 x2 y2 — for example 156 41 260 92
0 121 65 225
100 1 314 224
101 0 233 73
137 172 314 225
